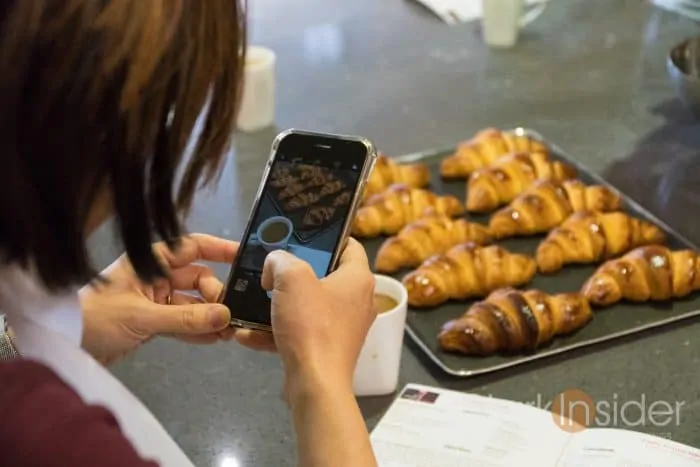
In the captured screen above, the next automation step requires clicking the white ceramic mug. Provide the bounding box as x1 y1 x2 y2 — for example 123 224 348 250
352 274 408 397
237 46 276 132
481 0 548 48
256 216 293 252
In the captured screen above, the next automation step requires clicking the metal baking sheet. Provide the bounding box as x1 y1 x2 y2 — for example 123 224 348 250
359 127 700 377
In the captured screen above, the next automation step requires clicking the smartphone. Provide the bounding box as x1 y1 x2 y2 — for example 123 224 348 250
219 129 377 332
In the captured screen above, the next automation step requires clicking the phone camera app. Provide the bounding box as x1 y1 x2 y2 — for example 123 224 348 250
236 157 359 279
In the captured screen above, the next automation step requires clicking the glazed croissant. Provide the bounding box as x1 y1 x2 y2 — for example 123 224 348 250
466 152 578 213
402 243 536 308
488 179 623 239
438 288 593 356
581 245 700 307
352 184 464 238
440 128 548 179
536 211 667 274
374 216 493 273
364 154 430 199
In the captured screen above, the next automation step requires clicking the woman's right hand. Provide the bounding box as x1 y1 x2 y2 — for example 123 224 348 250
258 238 376 398
237 238 379 467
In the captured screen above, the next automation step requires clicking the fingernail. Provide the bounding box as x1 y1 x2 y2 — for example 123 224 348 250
208 305 230 329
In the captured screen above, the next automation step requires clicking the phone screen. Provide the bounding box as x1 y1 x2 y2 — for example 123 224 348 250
222 134 370 327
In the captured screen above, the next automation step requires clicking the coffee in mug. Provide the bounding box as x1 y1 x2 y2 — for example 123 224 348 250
257 216 293 252
261 221 290 243
373 294 399 314
353 275 408 397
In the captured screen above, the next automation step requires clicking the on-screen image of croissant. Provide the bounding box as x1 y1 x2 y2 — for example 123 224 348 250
466 152 578 213
351 184 464 238
401 243 536 308
440 128 548 179
536 211 667 274
488 179 623 239
374 216 492 273
581 245 700 307
437 288 593 356
364 154 430 199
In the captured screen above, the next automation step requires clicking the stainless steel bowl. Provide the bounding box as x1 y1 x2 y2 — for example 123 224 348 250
668 36 700 115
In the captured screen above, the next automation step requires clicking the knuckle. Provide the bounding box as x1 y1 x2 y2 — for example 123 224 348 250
180 305 199 330
346 237 361 250
285 260 314 279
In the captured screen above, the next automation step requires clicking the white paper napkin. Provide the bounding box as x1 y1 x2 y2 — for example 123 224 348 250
651 0 700 21
412 0 550 25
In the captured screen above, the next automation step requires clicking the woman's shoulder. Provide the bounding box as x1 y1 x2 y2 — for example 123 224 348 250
0 359 160 467
0 358 70 387
0 358 88 410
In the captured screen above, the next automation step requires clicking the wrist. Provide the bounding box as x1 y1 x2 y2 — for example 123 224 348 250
284 362 355 409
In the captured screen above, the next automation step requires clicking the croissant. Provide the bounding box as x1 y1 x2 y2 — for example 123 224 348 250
320 179 344 197
581 245 700 307
285 191 322 210
488 179 623 239
374 216 493 273
270 174 297 188
352 184 464 238
299 165 325 181
438 288 593 356
364 154 430 199
333 191 351 207
536 211 667 274
440 128 549 179
303 206 335 227
466 152 578 213
402 243 536 308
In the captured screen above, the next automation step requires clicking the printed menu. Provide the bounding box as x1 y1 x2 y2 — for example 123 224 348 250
370 384 700 466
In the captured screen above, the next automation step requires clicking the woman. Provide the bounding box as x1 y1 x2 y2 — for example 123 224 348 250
0 2 379 466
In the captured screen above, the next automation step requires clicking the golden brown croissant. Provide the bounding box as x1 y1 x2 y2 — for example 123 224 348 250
440 128 548 179
285 191 322 210
374 216 492 273
466 152 578 213
364 154 430 199
438 288 593 356
352 184 464 238
402 243 536 308
488 179 623 239
581 245 700 307
536 211 667 274
303 206 335 227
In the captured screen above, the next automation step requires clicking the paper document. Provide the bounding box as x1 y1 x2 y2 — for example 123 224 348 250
370 384 700 466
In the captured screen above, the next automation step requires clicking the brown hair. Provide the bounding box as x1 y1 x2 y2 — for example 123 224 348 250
0 0 246 290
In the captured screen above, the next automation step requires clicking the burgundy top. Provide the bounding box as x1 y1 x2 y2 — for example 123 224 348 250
0 359 159 466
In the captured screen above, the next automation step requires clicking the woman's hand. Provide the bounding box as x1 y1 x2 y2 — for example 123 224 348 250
261 238 376 395
259 238 379 467
79 234 239 365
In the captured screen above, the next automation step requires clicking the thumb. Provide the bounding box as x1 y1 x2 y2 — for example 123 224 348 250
261 250 315 292
141 303 231 335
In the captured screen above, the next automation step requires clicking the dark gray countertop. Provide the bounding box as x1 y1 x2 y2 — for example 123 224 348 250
88 0 700 465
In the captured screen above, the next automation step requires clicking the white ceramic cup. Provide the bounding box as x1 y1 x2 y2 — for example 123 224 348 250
256 216 293 252
481 0 547 48
237 46 276 132
352 274 408 397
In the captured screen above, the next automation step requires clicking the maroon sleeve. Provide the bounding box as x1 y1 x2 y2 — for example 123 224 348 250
0 360 160 467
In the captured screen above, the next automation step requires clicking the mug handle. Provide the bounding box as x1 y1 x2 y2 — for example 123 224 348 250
519 0 548 28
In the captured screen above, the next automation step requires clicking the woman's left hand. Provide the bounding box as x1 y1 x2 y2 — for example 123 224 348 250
79 234 239 365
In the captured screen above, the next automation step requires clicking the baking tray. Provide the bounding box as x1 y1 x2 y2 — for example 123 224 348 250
359 127 700 377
